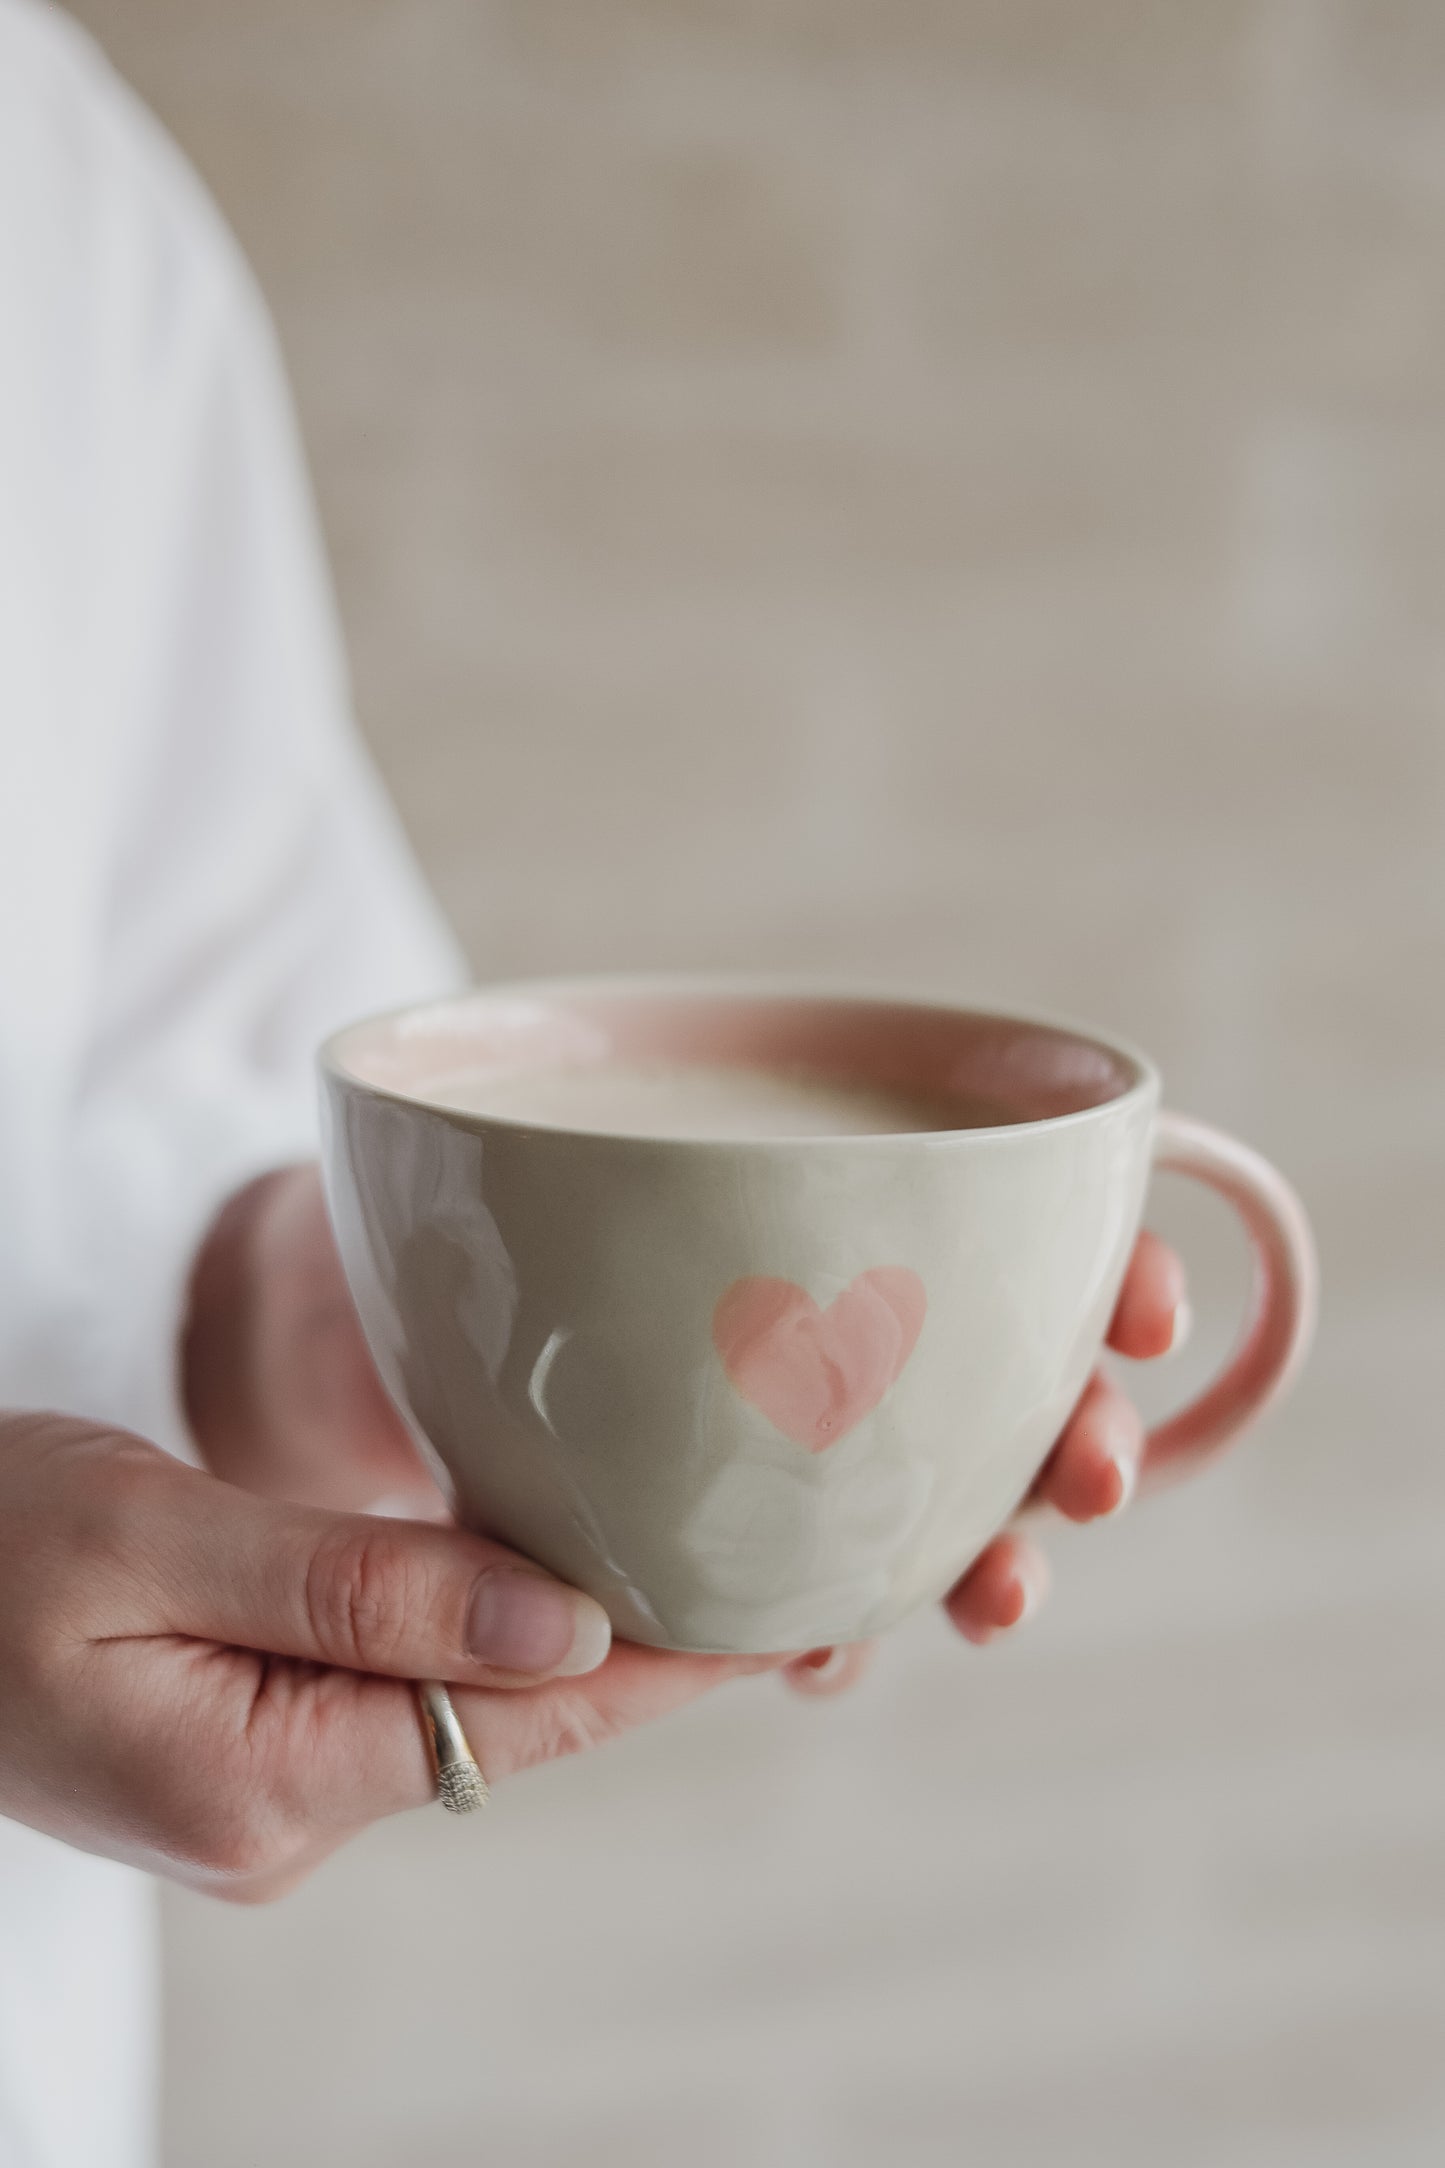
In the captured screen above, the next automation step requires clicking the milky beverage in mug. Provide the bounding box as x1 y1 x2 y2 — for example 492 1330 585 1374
429 1060 1010 1139
320 980 1317 1654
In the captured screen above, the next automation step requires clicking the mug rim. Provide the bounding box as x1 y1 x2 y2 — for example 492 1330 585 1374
318 973 1161 1150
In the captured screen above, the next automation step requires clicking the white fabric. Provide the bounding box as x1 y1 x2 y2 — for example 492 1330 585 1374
0 4 464 2161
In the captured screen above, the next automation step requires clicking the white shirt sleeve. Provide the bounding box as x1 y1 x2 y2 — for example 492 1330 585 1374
0 16 463 2164
49 108 465 1455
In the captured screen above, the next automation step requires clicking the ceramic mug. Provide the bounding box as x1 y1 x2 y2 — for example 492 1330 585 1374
319 979 1317 1654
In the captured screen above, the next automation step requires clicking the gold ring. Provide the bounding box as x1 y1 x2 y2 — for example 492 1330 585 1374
416 1680 489 1814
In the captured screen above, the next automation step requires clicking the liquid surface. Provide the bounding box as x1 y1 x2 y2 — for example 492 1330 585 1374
427 1060 1006 1139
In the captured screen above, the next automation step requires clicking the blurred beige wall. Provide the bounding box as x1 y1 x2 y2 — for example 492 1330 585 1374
62 5 1444 2164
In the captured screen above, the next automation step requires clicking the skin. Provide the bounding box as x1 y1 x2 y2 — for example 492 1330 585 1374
0 1168 1187 1901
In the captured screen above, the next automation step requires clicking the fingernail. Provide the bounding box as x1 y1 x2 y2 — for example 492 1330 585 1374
365 1490 450 1524
803 1646 848 1682
465 1568 612 1676
1010 1553 1050 1628
786 1644 870 1695
1098 1396 1146 1517
1168 1299 1193 1354
1102 1440 1139 1518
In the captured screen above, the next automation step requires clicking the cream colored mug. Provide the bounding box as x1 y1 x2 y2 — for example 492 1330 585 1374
319 979 1317 1653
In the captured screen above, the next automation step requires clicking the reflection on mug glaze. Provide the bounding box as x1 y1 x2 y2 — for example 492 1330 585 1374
527 1327 573 1430
680 1446 936 1642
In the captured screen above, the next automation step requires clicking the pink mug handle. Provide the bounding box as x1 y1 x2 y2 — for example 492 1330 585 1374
1141 1111 1319 1488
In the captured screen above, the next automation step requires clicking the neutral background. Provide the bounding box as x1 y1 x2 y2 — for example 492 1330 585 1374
64 4 1444 2163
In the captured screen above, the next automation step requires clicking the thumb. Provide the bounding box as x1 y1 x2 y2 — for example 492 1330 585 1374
139 1456 613 1687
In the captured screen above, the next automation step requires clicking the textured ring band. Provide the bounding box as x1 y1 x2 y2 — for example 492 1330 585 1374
417 1680 489 1814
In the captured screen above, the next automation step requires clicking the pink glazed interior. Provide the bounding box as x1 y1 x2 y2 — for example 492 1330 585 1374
328 987 1147 1132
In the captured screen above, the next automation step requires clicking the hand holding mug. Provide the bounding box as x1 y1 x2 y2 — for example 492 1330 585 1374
321 981 1317 1657
184 1162 1196 1660
0 1414 809 1898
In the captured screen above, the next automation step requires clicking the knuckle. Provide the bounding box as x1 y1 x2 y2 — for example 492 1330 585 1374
203 1815 278 1885
129 1736 291 1891
532 1690 610 1768
128 1707 312 1899
4 1438 169 1668
303 1524 414 1671
179 1800 292 1890
65 1438 168 1568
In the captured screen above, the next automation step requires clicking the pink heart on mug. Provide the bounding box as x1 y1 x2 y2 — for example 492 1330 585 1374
712 1267 927 1451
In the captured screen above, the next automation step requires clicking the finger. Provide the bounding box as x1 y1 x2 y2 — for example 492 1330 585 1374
1029 1370 1145 1521
782 1643 874 1698
454 1643 791 1785
943 1533 1050 1645
85 1633 437 1889
110 1450 613 1688
137 1636 789 1895
446 1648 786 1798
1106 1230 1188 1359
